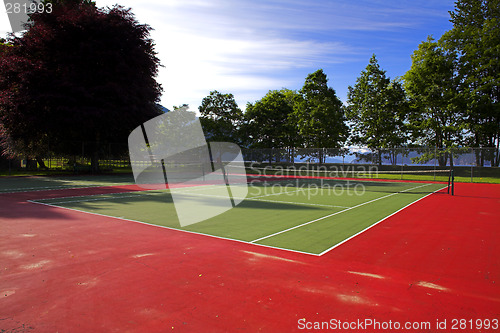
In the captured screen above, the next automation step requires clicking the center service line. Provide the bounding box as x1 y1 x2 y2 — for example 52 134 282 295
249 183 433 244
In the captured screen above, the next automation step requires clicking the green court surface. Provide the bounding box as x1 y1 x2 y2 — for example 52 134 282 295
24 176 447 255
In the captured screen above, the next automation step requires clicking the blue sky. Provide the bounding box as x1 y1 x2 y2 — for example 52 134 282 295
2 0 456 111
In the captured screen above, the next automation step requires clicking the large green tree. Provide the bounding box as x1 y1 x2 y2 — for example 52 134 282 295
441 0 500 166
403 37 463 166
198 90 243 143
346 55 409 164
244 89 299 162
0 0 162 169
293 69 347 163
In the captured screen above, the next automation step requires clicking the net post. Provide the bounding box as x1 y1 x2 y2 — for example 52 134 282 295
451 169 455 196
450 168 453 194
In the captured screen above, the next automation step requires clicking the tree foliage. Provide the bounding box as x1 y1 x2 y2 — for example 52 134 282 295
293 69 347 159
198 90 243 143
244 89 299 161
347 55 409 160
404 38 463 145
403 37 464 166
441 0 500 165
0 0 162 168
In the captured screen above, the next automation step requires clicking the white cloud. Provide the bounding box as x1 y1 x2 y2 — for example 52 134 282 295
3 0 454 111
94 0 367 111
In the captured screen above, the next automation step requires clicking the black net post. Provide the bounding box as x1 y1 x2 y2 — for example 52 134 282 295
448 168 453 194
447 169 455 195
451 169 455 196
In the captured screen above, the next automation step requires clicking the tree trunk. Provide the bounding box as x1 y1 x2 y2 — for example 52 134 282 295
36 156 48 169
438 152 446 167
474 147 481 167
495 141 500 167
390 149 397 165
91 151 99 173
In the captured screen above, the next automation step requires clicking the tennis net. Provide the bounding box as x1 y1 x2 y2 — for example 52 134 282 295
238 164 455 195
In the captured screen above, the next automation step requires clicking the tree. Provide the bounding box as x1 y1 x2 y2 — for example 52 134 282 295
0 39 15 159
245 89 299 162
198 90 243 143
293 69 347 163
0 0 162 170
346 55 409 165
403 37 463 166
441 0 500 166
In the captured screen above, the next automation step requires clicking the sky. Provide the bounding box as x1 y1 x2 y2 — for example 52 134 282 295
1 0 456 112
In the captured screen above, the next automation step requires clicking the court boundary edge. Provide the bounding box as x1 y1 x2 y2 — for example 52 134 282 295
27 184 448 257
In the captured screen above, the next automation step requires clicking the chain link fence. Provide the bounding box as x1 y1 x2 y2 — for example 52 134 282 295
242 147 500 182
0 144 498 181
0 141 129 175
242 147 499 166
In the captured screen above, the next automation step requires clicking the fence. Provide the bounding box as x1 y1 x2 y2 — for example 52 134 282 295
241 147 500 182
0 141 129 175
0 144 498 181
241 147 500 167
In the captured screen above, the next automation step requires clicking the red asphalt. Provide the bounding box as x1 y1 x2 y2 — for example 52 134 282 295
0 183 499 332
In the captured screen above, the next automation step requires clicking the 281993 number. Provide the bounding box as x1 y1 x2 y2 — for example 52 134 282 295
5 2 53 14
451 319 499 330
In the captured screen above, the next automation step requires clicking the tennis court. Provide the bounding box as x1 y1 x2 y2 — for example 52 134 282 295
26 170 449 255
1 172 499 333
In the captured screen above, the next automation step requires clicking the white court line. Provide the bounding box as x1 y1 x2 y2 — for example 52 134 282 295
250 187 311 199
31 185 224 205
159 187 351 209
245 197 349 209
317 185 448 255
0 185 99 194
33 190 165 205
34 190 350 209
169 191 350 209
35 182 352 209
249 183 433 243
32 190 155 202
27 200 321 257
0 181 134 194
30 182 223 202
30 182 228 204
